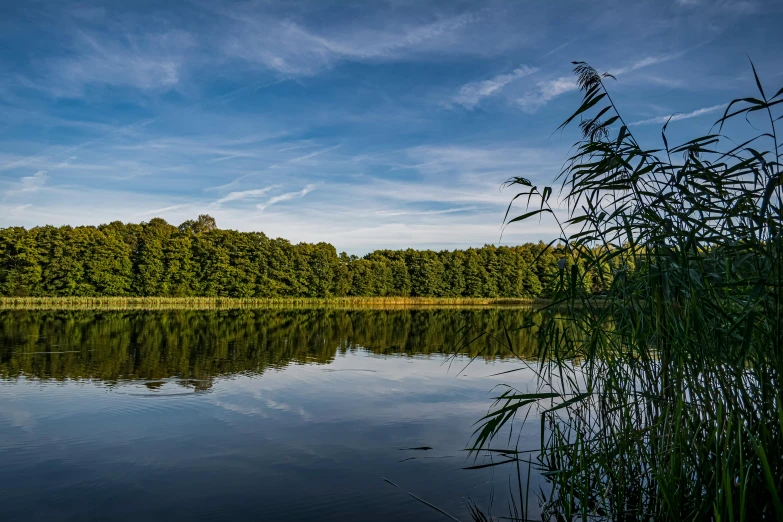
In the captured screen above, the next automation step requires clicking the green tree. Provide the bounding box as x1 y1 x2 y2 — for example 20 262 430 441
0 227 42 296
133 218 177 296
406 250 444 297
0 216 576 299
83 227 132 295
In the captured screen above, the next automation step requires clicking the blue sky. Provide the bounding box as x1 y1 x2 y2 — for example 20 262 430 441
0 0 780 253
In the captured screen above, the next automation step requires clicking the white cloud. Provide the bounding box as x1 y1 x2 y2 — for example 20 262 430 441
516 76 578 111
0 153 113 173
375 206 477 217
676 0 760 13
215 186 279 206
608 54 682 76
257 184 316 212
277 142 319 153
203 177 248 193
639 75 686 88
139 203 192 217
630 103 727 125
218 10 482 76
19 171 48 192
0 108 567 252
269 145 342 169
541 39 576 59
401 144 558 175
451 65 538 109
27 29 194 97
0 153 564 254
317 13 481 59
515 54 682 112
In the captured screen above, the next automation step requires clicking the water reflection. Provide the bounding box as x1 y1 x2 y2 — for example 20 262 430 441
0 308 541 383
0 309 544 522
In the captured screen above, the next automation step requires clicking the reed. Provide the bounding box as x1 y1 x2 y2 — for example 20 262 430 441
0 296 549 311
471 61 783 521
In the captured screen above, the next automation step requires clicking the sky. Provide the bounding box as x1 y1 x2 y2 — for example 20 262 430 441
0 0 781 254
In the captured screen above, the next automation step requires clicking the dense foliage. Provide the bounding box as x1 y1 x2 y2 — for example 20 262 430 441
0 215 610 298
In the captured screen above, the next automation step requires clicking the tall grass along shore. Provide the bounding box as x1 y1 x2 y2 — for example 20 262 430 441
470 62 783 521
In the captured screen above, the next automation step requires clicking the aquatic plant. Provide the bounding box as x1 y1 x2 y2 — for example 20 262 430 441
472 61 783 521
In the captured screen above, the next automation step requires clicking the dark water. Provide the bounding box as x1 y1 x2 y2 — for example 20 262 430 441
0 309 544 522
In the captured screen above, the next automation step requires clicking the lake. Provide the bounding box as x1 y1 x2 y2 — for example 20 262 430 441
0 308 545 522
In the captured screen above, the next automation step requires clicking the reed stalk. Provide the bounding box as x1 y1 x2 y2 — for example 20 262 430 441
471 61 783 521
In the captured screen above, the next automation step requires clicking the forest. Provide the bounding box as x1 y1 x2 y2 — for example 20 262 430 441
0 214 615 298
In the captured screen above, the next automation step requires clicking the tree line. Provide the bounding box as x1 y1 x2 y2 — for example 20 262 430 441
0 215 616 298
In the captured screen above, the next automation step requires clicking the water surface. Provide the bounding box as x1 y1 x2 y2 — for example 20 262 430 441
0 309 543 521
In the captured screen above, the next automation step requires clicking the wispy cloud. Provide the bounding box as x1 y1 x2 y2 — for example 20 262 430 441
0 0 774 253
2 170 49 208
1 171 49 202
515 54 683 112
675 0 761 13
257 184 316 211
26 29 194 97
401 145 557 175
516 76 578 111
639 75 686 88
19 171 48 192
215 185 279 207
218 10 482 76
375 206 477 217
204 176 250 193
139 203 192 216
450 65 538 109
608 54 682 76
541 39 576 59
277 141 319 153
0 153 114 173
630 103 727 125
270 145 341 168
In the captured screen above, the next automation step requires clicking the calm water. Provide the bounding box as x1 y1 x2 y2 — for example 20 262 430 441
0 309 544 522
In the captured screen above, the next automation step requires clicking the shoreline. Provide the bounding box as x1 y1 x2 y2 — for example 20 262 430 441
0 296 550 311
